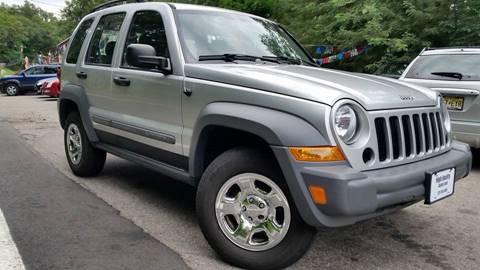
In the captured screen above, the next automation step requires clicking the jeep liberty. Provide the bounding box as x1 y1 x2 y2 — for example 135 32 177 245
58 2 472 269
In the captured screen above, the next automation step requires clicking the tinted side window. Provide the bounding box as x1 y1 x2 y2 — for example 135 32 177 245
25 67 44 75
122 10 170 68
44 67 58 74
66 19 93 64
86 13 125 66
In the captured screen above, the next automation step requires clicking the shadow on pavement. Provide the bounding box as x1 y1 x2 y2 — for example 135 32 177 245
41 98 58 102
101 160 196 213
98 158 453 269
472 148 480 171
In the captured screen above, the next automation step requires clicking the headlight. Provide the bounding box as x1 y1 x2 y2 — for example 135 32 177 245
440 97 451 134
334 105 358 144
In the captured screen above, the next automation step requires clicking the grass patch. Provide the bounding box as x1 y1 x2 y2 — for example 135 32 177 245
0 67 16 77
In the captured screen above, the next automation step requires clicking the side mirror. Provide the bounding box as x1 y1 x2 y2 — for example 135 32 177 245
21 72 26 77
126 44 172 74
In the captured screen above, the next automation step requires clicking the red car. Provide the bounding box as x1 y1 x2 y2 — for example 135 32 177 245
40 77 60 98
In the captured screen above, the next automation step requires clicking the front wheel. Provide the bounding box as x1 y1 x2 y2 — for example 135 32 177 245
64 112 106 177
196 147 315 270
5 84 19 96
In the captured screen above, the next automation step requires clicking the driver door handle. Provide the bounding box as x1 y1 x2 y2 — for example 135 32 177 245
113 76 131 87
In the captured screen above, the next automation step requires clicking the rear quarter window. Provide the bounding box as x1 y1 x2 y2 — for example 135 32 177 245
66 19 94 64
406 54 480 81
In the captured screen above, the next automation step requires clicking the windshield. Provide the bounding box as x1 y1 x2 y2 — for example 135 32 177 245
406 54 480 81
174 10 314 64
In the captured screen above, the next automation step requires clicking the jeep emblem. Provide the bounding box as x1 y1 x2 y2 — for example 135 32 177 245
400 95 415 101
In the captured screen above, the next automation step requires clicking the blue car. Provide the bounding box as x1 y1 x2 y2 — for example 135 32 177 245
0 64 60 96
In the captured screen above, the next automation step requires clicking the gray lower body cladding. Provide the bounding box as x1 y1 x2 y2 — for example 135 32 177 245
272 141 472 228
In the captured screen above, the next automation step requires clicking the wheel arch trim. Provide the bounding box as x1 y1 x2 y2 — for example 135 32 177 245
189 102 329 179
58 84 98 142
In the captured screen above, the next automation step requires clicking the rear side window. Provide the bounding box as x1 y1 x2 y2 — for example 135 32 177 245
122 10 170 69
406 54 480 81
66 19 93 64
44 67 58 74
25 67 44 75
86 13 126 66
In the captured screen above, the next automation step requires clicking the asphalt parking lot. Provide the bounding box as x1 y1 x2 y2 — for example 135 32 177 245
0 94 479 270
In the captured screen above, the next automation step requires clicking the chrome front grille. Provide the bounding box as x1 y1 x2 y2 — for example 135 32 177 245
374 111 448 163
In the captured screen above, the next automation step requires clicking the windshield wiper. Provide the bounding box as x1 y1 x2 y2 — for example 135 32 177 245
198 54 280 63
262 56 303 65
431 72 464 80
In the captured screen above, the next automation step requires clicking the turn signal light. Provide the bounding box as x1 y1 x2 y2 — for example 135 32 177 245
289 146 345 162
309 185 327 205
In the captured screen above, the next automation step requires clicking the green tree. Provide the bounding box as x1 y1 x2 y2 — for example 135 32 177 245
0 1 63 67
60 0 105 38
59 0 480 73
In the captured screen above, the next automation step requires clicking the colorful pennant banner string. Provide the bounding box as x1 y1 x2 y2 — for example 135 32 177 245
312 45 371 65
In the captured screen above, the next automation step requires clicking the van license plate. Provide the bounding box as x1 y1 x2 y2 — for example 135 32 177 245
443 96 464 111
425 168 455 204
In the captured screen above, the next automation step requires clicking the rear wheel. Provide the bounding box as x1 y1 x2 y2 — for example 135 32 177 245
5 84 19 96
196 147 315 270
64 112 106 177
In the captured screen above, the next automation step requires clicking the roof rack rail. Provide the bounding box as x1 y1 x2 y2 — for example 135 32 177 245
424 46 480 51
90 0 148 13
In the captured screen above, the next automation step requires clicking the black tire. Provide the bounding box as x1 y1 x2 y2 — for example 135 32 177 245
196 147 316 270
5 83 19 96
64 112 106 177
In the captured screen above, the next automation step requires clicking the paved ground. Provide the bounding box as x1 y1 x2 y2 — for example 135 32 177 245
0 122 189 270
0 94 479 270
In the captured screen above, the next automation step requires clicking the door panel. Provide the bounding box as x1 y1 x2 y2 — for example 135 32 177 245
108 10 184 157
79 12 126 113
23 67 44 88
62 18 95 95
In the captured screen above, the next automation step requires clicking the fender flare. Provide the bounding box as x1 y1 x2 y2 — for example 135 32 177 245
189 102 329 178
2 79 21 89
58 84 99 142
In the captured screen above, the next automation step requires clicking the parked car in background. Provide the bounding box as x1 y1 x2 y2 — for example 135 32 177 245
41 77 60 98
35 77 55 95
374 61 410 79
400 47 480 149
0 64 60 96
58 3 472 269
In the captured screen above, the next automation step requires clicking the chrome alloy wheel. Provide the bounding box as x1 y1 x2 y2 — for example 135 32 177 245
215 173 291 251
67 123 82 165
5 85 17 96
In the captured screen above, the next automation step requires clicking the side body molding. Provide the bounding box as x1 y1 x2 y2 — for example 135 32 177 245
58 84 99 142
189 102 329 178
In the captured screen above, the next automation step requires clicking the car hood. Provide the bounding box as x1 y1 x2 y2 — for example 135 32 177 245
37 77 56 84
185 64 438 110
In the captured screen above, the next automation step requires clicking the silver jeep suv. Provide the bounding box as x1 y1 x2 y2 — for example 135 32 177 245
58 2 472 269
400 47 480 149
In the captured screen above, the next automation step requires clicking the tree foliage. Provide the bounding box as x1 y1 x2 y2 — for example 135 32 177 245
277 0 480 71
0 1 63 67
4 0 479 72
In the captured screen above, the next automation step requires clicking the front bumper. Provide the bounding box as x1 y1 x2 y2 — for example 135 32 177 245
452 120 480 149
272 141 472 228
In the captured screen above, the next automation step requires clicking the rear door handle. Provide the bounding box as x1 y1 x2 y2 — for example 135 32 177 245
76 72 87 79
113 76 130 87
